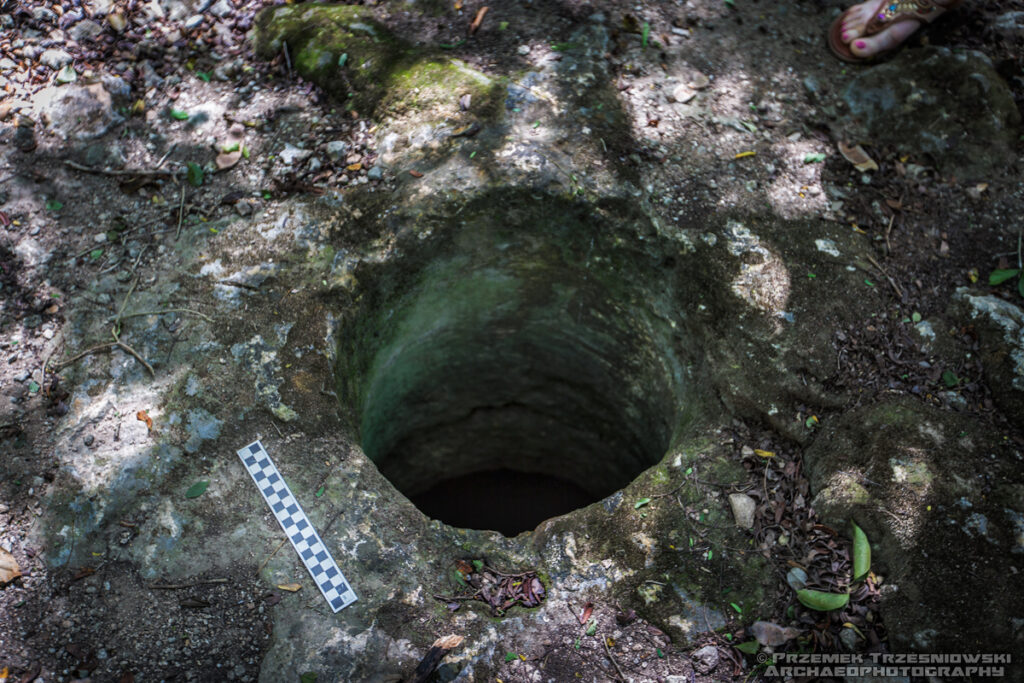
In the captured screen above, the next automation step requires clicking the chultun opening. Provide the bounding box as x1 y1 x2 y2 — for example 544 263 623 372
337 193 696 536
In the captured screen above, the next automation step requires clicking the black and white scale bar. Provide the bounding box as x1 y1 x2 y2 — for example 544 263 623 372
237 440 357 612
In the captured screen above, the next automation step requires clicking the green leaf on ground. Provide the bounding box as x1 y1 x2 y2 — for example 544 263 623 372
472 559 484 572
89 248 103 260
27 381 40 394
803 153 826 164
796 589 850 611
170 109 190 120
634 497 651 509
851 521 871 582
196 71 211 82
735 640 759 654
585 619 597 636
641 22 650 48
504 652 517 662
186 162 204 187
315 486 325 498
942 370 959 388
185 481 209 498
730 602 742 614
911 312 922 323
299 674 317 683
989 268 1021 285
338 53 348 67
45 199 63 211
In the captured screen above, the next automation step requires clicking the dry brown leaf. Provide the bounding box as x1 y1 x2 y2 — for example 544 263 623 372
277 583 302 592
408 169 424 178
837 142 878 172
0 547 22 585
136 410 153 431
433 634 464 649
216 151 242 170
468 6 489 35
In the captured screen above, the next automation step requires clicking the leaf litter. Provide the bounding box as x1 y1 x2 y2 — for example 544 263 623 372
435 560 545 615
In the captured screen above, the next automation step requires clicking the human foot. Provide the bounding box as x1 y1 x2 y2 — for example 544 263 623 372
829 0 960 62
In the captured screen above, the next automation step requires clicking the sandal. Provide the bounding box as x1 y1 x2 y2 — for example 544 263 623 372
828 0 963 63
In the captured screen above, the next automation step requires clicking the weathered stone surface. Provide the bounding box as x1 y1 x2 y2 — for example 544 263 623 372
952 288 1024 421
804 398 1024 653
728 493 756 529
33 78 129 140
837 47 1021 181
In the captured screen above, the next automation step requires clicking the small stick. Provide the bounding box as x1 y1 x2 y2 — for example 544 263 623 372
282 41 292 74
149 578 228 590
884 213 895 254
175 185 186 240
257 538 289 574
864 253 904 300
64 159 181 176
156 143 177 169
432 594 478 602
604 637 627 682
110 308 213 323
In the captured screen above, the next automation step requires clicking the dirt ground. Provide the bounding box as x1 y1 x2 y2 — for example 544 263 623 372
1 0 1023 680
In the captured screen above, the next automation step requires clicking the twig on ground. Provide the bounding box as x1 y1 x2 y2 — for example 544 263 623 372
110 308 213 323
65 159 181 176
282 41 292 74
604 637 627 682
863 253 904 300
257 538 289 574
55 276 155 376
149 578 228 590
175 185 186 240
156 143 177 169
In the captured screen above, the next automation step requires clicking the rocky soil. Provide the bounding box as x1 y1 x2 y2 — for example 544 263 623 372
2 0 1024 681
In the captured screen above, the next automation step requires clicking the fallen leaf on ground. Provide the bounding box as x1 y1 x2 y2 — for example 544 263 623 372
408 170 424 177
579 601 593 624
749 620 801 646
185 481 209 499
0 548 22 585
468 6 489 34
837 142 878 172
136 410 153 431
72 566 95 581
277 583 302 592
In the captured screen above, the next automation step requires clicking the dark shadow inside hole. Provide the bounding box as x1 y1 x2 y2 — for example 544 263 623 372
408 469 594 537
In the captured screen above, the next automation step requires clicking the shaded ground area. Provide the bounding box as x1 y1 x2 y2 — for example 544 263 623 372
1 0 1023 680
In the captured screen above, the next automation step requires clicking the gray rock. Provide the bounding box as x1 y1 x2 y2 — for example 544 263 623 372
836 47 1021 181
279 143 312 165
325 140 348 162
366 166 383 180
184 14 205 30
728 492 756 529
953 289 1024 419
209 0 233 18
38 49 73 69
68 19 105 43
691 644 719 672
34 83 124 140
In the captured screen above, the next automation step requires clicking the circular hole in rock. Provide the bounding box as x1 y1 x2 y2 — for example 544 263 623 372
337 193 694 536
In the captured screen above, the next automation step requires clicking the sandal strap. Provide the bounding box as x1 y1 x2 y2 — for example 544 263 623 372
864 0 961 34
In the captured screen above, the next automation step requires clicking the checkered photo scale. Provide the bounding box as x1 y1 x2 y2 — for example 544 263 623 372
237 440 357 612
